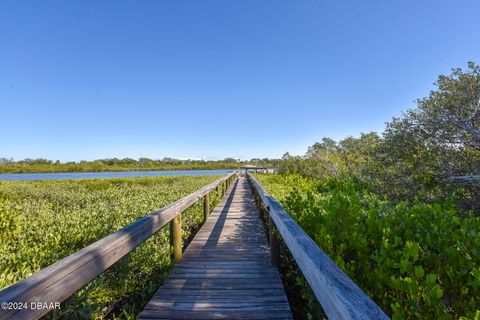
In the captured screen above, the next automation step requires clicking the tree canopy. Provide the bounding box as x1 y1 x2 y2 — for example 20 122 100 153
280 62 480 212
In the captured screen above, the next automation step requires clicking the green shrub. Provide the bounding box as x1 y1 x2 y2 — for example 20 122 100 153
256 174 480 319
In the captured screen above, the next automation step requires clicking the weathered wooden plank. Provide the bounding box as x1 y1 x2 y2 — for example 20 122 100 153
144 301 291 311
171 267 277 273
153 290 287 297
159 280 285 290
247 173 389 320
140 309 293 320
148 297 290 305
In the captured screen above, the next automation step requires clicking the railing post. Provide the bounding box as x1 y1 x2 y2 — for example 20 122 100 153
170 214 182 263
203 193 210 222
254 190 260 206
269 213 280 266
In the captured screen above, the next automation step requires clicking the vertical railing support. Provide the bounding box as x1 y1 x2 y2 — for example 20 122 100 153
269 213 280 266
170 214 182 263
203 193 210 222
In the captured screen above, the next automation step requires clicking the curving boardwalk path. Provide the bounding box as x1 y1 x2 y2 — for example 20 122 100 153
140 177 292 319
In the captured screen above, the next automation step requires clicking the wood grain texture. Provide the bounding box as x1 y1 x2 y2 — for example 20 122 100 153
140 177 292 320
0 173 236 320
170 214 183 263
203 193 210 222
247 173 389 320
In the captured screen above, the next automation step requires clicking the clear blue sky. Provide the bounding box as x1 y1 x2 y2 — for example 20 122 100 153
1 1 479 161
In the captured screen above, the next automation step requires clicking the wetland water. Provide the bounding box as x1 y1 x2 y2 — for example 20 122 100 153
0 169 233 181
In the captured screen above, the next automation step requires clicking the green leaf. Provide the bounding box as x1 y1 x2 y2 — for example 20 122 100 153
426 274 437 286
414 266 424 279
405 241 420 262
434 286 443 299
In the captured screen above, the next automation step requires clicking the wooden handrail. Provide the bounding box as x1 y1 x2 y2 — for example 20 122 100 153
0 172 237 320
247 172 389 320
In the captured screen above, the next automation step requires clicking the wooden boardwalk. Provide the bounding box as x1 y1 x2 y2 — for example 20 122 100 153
140 177 292 319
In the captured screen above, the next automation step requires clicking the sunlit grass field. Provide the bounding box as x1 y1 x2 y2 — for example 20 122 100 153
0 175 222 319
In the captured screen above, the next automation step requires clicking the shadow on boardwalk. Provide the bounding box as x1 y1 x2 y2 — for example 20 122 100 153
140 177 292 319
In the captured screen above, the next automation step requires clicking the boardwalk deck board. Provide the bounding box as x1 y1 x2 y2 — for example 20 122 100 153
140 177 292 320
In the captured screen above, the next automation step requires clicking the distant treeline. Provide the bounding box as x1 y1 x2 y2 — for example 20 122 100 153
0 157 281 174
